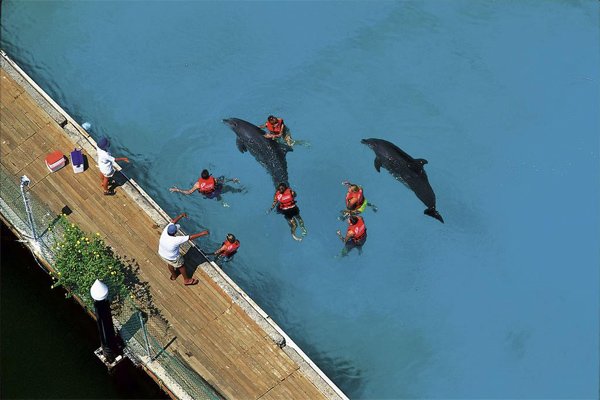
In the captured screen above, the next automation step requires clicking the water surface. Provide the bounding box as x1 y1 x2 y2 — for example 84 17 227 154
2 1 598 398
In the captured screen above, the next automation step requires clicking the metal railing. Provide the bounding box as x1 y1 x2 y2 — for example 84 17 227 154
0 165 221 400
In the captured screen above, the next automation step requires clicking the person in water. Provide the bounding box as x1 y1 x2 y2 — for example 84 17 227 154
341 181 378 217
336 215 367 256
269 182 307 241
170 169 240 206
96 137 130 195
259 115 295 146
213 233 240 262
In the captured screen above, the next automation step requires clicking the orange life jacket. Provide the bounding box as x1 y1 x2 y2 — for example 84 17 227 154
197 176 217 194
265 118 284 133
346 187 365 209
348 217 366 242
275 188 296 210
221 240 240 257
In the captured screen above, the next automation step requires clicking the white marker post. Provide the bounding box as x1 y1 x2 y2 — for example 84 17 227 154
90 280 123 368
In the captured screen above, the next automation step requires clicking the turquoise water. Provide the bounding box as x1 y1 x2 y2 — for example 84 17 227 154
2 1 598 398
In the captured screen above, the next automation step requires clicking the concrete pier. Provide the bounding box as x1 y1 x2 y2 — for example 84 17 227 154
0 50 347 400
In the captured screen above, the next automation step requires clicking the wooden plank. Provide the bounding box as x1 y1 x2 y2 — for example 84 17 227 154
0 66 332 400
1 104 36 142
0 72 24 100
0 118 22 157
1 146 35 175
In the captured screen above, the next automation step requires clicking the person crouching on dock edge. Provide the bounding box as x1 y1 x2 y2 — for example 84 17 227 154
269 182 307 241
158 212 209 286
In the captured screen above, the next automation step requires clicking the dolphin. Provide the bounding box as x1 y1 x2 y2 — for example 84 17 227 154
361 138 444 223
223 118 292 186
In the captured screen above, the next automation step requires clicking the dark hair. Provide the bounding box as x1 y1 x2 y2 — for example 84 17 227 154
268 115 276 121
201 169 210 179
349 216 359 224
277 182 287 190
226 233 236 243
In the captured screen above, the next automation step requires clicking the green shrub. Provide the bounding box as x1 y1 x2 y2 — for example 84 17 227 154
51 216 129 309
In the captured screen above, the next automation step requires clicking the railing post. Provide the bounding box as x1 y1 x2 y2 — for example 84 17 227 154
19 175 37 242
138 311 152 359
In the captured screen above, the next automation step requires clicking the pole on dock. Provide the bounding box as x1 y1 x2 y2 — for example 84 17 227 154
90 280 123 368
19 175 38 242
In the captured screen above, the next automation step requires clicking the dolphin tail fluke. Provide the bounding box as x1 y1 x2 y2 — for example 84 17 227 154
424 207 444 223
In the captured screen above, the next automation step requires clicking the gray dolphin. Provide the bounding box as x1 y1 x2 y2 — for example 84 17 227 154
361 138 444 223
223 118 292 186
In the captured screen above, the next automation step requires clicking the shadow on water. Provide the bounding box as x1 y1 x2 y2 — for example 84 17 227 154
298 341 365 397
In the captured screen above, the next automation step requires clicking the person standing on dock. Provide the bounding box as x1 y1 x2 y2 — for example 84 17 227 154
341 181 377 218
96 137 130 195
336 215 367 256
269 182 307 241
158 212 209 286
213 233 240 262
169 169 241 207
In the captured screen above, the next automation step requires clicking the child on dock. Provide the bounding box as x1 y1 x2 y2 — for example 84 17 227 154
96 137 130 195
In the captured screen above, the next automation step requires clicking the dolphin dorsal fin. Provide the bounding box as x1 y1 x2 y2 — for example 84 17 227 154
408 158 428 172
236 138 247 153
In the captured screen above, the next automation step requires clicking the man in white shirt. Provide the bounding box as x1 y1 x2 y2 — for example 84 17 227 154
96 137 130 195
158 212 209 286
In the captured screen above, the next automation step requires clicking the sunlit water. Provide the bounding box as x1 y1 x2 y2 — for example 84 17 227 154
2 1 598 398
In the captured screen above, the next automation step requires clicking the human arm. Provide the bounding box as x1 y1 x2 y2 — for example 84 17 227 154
336 229 352 243
214 242 226 256
268 193 279 213
171 212 188 224
190 230 209 240
170 182 200 195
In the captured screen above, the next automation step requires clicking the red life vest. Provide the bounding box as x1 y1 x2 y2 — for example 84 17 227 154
221 240 240 257
197 176 216 194
348 217 366 242
275 188 296 210
346 187 365 209
265 118 284 133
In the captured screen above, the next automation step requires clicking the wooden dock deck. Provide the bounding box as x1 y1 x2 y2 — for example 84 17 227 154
0 56 344 400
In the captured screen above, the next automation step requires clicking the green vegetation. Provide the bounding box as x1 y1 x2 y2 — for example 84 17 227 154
50 216 129 309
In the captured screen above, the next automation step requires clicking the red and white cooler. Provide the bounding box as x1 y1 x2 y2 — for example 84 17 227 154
45 151 66 172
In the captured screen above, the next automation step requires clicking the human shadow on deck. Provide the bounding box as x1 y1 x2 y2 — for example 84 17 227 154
107 171 129 193
120 256 170 336
181 243 210 278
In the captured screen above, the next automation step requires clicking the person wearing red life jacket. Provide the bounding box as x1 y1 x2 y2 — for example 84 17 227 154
213 233 240 262
340 181 378 217
336 215 367 256
269 182 307 241
259 115 295 146
170 169 241 207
